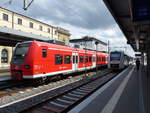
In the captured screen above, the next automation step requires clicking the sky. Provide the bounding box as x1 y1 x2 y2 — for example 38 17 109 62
0 0 135 56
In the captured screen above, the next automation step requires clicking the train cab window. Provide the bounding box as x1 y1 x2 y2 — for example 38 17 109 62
85 56 88 63
42 49 47 58
89 57 92 62
79 56 84 63
1 49 8 63
64 55 71 64
55 54 63 65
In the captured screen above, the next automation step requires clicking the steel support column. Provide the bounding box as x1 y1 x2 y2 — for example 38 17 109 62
146 39 150 77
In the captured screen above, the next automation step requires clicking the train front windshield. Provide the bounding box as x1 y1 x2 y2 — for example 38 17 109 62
110 53 121 60
12 43 30 65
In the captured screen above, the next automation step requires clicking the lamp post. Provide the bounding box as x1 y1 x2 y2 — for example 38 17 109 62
95 41 99 73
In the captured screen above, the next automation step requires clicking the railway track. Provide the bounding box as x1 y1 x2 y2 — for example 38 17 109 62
18 71 117 113
0 81 23 90
0 68 108 99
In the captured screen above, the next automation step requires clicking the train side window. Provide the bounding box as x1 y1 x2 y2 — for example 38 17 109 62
93 57 96 62
64 55 71 64
97 57 99 62
42 49 47 58
89 56 92 62
55 54 63 64
85 56 88 63
76 56 78 63
80 56 84 63
73 56 75 63
100 57 101 61
103 57 105 61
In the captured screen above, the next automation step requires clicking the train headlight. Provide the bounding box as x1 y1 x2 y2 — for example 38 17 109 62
24 65 30 69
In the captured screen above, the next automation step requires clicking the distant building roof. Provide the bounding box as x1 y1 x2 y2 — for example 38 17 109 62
70 36 107 45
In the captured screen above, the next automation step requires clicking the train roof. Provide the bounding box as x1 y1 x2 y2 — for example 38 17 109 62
18 41 108 55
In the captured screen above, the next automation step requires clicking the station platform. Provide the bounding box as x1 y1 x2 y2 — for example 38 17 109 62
69 65 150 113
0 72 11 81
0 68 11 81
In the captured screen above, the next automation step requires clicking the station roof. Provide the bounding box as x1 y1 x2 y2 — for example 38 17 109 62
0 26 50 46
103 0 149 52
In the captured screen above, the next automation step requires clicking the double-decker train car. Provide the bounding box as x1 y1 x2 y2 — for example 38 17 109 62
108 51 130 70
11 41 109 81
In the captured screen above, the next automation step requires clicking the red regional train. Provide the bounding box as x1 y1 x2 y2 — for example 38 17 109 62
10 41 109 81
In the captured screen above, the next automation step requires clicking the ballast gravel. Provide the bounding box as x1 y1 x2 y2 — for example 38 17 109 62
0 71 108 113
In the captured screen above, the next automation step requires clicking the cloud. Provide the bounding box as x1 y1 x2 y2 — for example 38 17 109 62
6 0 116 30
1 0 135 56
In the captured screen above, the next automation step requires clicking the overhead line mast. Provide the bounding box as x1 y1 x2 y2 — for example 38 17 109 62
23 0 34 10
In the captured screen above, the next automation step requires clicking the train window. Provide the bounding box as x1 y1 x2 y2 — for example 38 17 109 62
85 56 88 63
89 57 92 62
42 49 47 58
73 56 75 63
3 13 8 21
103 57 105 61
64 55 71 64
76 56 78 63
97 57 99 62
55 54 63 65
79 56 84 63
92 57 96 62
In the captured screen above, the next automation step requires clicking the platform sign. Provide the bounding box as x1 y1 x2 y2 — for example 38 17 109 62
131 0 150 23
135 52 141 58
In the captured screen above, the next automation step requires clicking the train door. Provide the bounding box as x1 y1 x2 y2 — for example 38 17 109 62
92 54 96 68
72 52 78 71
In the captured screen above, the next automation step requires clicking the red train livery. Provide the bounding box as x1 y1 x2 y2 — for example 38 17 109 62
11 41 108 80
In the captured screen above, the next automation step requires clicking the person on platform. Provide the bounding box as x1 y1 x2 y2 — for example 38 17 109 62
136 58 140 71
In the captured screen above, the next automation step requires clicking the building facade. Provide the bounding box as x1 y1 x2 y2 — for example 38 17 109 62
70 36 108 52
0 7 71 69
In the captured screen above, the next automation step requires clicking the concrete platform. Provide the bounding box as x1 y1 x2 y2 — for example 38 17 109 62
0 71 11 81
69 65 149 113
0 67 11 81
